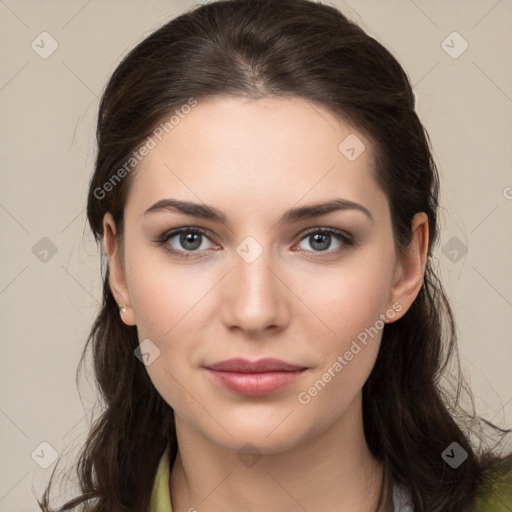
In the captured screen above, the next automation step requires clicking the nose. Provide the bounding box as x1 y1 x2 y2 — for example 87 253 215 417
219 247 289 337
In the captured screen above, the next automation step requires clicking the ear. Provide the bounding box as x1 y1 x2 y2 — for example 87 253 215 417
103 212 136 326
386 212 429 322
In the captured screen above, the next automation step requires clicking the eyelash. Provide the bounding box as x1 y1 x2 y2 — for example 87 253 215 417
155 226 357 259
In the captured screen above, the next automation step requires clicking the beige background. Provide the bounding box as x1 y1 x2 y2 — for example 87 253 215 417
1 0 511 510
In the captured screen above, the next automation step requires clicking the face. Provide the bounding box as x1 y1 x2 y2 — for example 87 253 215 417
104 95 427 454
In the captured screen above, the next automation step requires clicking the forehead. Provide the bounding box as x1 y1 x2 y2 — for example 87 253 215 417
126 95 386 220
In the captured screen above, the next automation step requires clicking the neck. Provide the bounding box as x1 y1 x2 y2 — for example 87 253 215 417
169 392 383 512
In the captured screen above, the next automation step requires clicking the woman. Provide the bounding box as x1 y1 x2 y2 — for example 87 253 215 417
39 0 512 511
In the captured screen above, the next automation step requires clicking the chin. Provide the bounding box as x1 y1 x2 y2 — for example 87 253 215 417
198 413 316 455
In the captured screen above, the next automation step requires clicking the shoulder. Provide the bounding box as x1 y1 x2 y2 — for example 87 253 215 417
472 457 512 512
391 457 512 512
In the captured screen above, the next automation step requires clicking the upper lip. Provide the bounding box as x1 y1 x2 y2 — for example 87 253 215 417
205 358 306 373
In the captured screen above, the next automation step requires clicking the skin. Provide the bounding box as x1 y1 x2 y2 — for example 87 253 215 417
103 95 428 512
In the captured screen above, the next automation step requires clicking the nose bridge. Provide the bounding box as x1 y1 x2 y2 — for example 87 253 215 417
221 236 288 333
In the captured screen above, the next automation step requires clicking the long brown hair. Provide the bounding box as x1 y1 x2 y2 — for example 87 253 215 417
38 1 511 510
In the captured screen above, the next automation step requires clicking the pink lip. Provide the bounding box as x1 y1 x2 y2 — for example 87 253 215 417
205 358 307 396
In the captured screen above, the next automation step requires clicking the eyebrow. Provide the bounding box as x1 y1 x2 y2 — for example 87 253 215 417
143 198 374 225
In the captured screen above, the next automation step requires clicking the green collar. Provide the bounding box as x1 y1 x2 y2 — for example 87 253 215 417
149 445 172 512
472 458 512 511
149 446 512 512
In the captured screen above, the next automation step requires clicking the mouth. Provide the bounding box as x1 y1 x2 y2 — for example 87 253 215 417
204 358 308 396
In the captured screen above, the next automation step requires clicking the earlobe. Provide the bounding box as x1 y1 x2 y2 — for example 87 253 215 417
386 212 429 323
102 213 136 326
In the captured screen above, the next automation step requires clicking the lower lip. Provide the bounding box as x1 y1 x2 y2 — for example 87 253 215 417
206 369 306 396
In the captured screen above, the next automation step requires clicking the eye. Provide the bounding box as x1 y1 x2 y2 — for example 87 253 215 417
295 228 355 254
156 227 218 257
156 226 356 258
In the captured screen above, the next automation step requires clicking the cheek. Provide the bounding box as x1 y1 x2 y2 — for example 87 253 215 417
123 247 213 408
127 267 200 412
302 253 394 350
296 249 394 403
124 240 207 339
295 276 387 425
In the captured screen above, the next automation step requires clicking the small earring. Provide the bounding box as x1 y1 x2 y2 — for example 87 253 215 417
118 304 127 314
